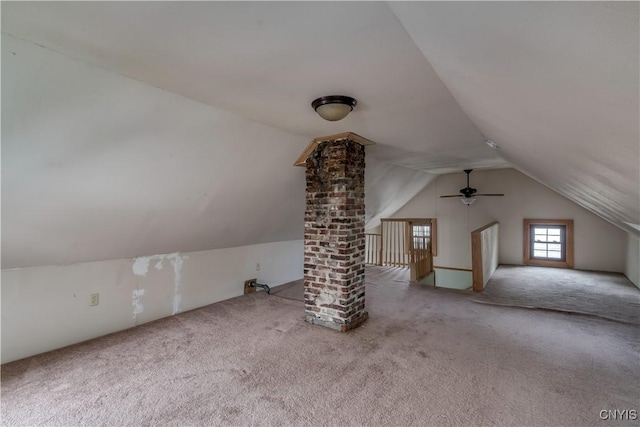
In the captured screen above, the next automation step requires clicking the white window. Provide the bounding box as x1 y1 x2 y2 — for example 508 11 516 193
531 225 565 260
523 219 574 269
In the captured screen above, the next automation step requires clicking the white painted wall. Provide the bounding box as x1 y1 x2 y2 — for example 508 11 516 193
625 233 640 288
434 269 472 290
392 168 627 272
480 223 499 288
1 240 303 363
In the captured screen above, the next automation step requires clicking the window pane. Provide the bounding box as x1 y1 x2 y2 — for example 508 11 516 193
413 225 430 239
527 222 570 265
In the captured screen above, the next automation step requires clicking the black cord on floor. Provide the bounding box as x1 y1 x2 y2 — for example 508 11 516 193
269 292 304 302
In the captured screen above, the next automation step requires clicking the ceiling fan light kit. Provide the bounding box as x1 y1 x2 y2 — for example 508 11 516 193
312 95 357 121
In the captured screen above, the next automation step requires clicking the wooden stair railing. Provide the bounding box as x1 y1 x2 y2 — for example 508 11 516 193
364 233 381 265
378 218 435 282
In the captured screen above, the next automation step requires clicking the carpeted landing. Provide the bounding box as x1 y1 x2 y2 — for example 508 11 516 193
2 266 639 426
474 265 640 325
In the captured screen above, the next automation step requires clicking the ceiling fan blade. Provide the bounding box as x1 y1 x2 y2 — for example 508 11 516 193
442 171 503 199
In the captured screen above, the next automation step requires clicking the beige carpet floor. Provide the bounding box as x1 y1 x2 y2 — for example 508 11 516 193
2 266 639 426
473 265 640 325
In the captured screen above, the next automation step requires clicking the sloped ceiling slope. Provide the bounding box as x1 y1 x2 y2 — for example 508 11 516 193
365 157 437 230
390 2 640 234
2 35 308 268
1 2 495 268
3 2 637 267
1 2 504 169
2 34 433 268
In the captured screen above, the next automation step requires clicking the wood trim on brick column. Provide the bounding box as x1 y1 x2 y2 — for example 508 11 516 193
299 133 374 332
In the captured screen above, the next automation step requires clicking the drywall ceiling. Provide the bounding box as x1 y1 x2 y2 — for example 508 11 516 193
1 1 502 170
2 2 638 268
389 1 639 234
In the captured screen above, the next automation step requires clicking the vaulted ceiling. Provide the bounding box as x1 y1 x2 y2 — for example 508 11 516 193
2 2 638 268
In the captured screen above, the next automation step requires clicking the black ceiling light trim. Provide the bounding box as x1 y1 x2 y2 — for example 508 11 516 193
311 95 357 121
311 95 357 111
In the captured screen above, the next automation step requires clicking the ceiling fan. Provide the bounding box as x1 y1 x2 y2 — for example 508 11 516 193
440 169 504 205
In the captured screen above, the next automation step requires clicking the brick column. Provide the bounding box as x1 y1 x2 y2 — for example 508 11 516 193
302 135 369 332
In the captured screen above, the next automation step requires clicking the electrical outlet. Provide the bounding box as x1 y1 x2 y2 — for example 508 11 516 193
90 293 99 306
244 279 257 294
256 263 261 271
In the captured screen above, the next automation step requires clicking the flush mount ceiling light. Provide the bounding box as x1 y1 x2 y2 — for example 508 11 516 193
311 95 357 121
486 140 498 149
